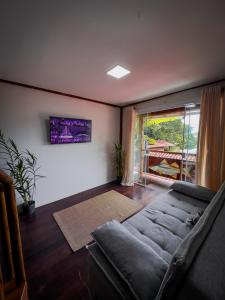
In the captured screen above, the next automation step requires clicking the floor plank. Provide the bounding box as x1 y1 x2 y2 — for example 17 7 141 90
20 180 169 300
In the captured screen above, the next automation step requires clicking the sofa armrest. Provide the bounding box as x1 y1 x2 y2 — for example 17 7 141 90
171 181 216 203
92 220 168 300
87 243 136 300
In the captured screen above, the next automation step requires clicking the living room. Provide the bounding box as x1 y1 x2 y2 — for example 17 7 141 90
1 1 225 300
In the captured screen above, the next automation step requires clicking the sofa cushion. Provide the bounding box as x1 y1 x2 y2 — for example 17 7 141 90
156 181 225 300
171 180 216 203
123 190 207 264
92 220 168 300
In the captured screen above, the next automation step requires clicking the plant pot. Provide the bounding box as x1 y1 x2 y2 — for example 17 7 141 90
117 176 123 184
22 201 35 215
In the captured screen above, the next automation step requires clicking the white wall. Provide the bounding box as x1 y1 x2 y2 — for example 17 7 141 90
0 82 120 207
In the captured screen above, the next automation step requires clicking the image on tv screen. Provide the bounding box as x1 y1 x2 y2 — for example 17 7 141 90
50 116 92 144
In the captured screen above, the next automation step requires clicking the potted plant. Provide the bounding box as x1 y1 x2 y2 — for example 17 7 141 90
114 143 124 183
0 130 44 215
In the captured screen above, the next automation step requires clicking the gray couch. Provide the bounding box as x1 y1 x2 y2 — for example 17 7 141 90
87 181 225 300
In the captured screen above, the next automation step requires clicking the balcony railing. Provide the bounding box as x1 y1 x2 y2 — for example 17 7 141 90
144 150 197 183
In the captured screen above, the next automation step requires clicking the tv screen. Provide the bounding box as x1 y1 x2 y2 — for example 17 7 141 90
50 116 92 144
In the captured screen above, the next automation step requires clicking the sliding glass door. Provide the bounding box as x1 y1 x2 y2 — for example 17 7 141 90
134 105 200 186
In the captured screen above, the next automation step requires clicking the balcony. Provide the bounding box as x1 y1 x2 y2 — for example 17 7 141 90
144 150 197 183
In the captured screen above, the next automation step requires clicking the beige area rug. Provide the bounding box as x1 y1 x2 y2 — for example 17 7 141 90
53 190 143 252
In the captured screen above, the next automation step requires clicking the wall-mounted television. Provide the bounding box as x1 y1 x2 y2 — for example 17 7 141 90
50 116 92 144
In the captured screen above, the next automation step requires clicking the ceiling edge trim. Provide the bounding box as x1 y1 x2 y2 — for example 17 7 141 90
123 78 225 108
0 78 121 109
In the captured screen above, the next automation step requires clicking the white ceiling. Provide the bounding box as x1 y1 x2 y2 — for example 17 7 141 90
1 0 225 106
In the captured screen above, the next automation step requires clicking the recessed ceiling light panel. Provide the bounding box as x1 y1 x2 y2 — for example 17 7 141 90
107 65 130 79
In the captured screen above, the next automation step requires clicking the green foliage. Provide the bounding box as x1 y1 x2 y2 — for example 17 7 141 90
144 117 197 150
144 116 177 126
0 130 44 206
143 135 156 145
114 143 124 177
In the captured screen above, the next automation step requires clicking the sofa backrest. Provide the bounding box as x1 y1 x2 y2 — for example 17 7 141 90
156 181 225 300
175 191 225 300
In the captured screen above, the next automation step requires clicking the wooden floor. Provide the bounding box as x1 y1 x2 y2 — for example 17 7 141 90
19 181 170 300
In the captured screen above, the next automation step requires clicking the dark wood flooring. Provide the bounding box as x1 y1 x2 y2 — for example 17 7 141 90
19 180 169 300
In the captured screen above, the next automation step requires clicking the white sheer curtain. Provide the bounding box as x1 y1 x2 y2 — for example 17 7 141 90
121 106 136 186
